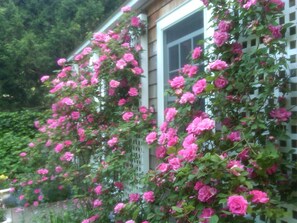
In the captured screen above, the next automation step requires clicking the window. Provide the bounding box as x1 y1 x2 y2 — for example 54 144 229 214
164 10 204 105
157 0 211 126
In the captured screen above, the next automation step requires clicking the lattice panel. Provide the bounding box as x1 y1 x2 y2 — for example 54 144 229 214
256 0 297 222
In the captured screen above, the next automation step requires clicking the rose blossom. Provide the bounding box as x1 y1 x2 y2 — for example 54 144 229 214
122 112 134 121
227 195 248 215
192 78 207 95
143 191 155 203
200 208 215 223
213 31 229 47
182 64 198 77
186 117 215 135
192 46 203 60
109 80 120 88
218 20 232 32
20 152 27 157
214 76 228 89
179 92 195 104
126 220 135 223
123 53 135 62
155 146 166 158
128 87 139 96
60 152 74 162
268 25 282 39
54 143 64 153
145 131 157 144
118 98 127 106
243 0 257 9
169 76 185 89
208 60 228 71
227 131 241 142
165 107 178 122
40 75 50 82
107 137 118 147
157 163 170 173
94 184 102 195
197 185 218 202
270 107 291 122
93 199 102 207
168 157 182 170
249 190 269 203
116 59 127 70
129 193 140 202
114 203 125 214
178 146 198 162
57 58 66 66
131 16 140 27
121 5 131 13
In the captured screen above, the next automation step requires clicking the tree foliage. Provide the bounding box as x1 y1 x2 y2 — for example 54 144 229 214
0 0 123 110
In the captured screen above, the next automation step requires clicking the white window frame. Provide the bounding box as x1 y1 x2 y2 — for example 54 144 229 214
156 0 213 127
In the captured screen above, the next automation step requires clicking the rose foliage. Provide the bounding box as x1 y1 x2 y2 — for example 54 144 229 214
9 1 296 223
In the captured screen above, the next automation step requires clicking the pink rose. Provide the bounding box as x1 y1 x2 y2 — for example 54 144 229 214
55 166 63 173
54 143 64 153
123 53 135 62
192 47 203 60
218 20 232 32
194 181 204 191
122 112 134 121
186 117 215 135
40 75 50 82
109 80 120 88
60 152 74 162
146 131 157 144
57 58 66 66
182 64 198 77
143 191 155 203
37 168 48 175
126 220 135 223
93 199 102 207
192 78 207 95
71 111 80 120
227 131 241 142
116 59 127 70
107 137 118 147
249 190 269 203
155 146 166 158
128 87 139 96
268 25 282 39
243 0 257 9
227 195 248 215
197 185 217 202
179 92 195 104
20 152 27 157
270 107 291 122
132 67 143 75
214 76 228 89
94 184 102 195
213 31 229 47
131 17 140 27
165 107 177 122
118 98 127 106
200 208 215 223
121 5 131 13
169 76 185 89
208 60 228 71
168 157 182 170
129 193 140 202
157 163 170 173
114 202 125 213
178 146 198 162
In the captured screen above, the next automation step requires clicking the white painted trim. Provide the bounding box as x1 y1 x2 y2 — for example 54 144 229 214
156 0 205 127
139 13 149 173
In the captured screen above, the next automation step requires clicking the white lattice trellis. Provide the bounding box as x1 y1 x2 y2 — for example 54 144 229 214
255 0 297 222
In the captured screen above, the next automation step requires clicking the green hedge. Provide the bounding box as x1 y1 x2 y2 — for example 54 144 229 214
0 110 45 177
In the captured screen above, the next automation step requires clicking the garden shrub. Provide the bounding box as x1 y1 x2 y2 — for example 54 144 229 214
8 1 296 223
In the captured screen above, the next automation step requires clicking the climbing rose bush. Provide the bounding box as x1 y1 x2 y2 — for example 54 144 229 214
9 0 295 223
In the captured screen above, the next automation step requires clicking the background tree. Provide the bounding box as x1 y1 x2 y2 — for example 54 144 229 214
0 0 123 111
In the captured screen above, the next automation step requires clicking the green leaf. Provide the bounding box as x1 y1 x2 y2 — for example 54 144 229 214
209 215 219 223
